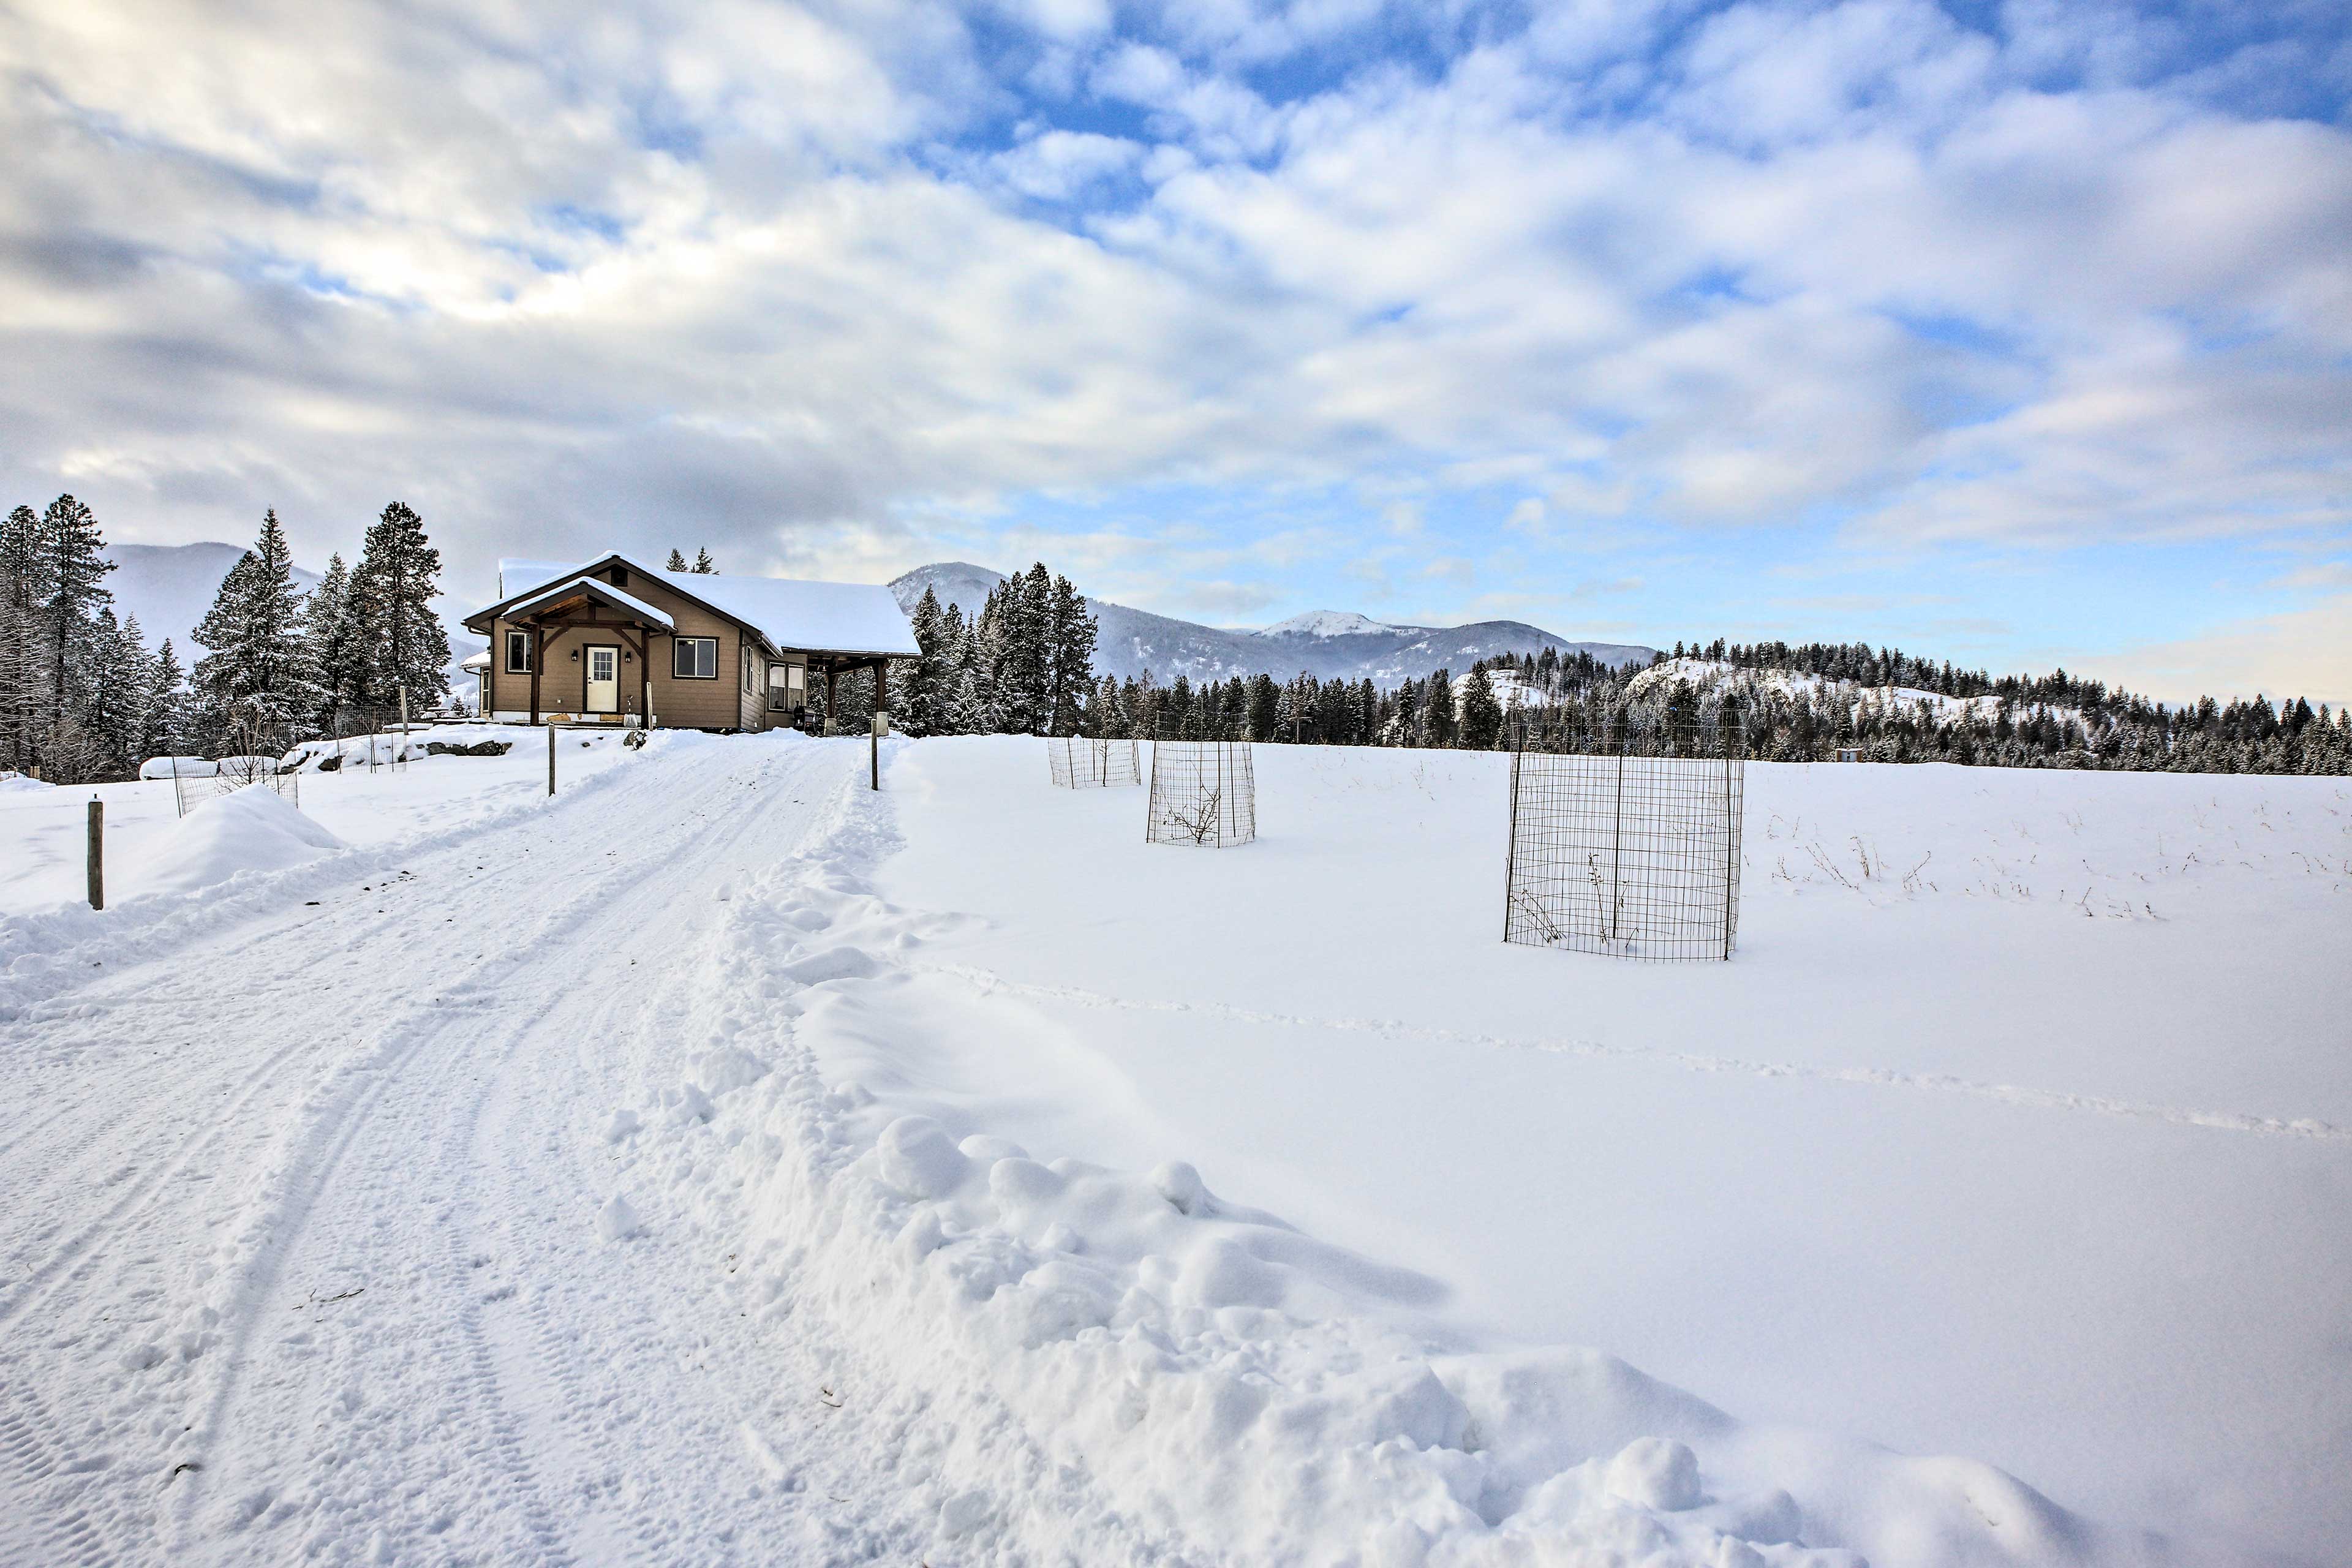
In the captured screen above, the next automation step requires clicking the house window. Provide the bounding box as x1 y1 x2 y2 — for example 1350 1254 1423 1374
673 636 718 679
767 663 801 710
505 629 532 673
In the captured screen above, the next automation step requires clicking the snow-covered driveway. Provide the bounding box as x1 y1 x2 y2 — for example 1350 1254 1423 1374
1 734 959 1565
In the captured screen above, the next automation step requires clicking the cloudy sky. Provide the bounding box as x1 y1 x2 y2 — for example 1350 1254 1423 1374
4 0 2347 700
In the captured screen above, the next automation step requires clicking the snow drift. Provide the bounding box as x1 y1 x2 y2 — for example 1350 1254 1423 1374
134 784 345 899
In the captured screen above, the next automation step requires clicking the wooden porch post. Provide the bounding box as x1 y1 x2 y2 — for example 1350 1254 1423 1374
529 623 545 726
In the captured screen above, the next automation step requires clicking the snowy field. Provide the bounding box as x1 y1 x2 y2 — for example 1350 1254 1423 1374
2 733 2345 1567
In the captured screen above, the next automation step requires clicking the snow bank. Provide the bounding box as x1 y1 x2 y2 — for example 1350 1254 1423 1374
587 750 2245 1568
0 772 52 795
133 783 347 899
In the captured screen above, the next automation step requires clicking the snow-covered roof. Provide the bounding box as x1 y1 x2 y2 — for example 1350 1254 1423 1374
459 650 491 671
492 555 918 658
502 573 677 631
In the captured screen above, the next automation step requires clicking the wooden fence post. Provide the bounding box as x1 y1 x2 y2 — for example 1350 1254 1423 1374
547 720 556 796
87 797 104 910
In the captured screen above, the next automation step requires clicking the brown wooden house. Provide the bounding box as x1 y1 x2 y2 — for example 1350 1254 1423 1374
462 552 918 731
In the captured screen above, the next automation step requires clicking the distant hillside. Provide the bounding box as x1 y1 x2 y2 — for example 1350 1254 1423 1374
111 543 323 655
111 541 483 698
890 562 1654 687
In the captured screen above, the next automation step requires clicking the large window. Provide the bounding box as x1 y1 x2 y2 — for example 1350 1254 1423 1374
673 636 718 679
767 663 804 710
505 629 532 673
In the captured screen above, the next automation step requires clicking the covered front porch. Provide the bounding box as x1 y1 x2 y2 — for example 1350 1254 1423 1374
503 576 669 726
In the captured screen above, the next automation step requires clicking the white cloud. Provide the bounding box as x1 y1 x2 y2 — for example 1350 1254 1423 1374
0 0 2343 693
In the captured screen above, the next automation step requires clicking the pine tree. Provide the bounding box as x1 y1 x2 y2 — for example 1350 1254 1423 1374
143 637 189 760
350 501 451 710
939 606 986 735
899 586 947 736
1423 668 1457 748
0 503 52 771
303 552 366 734
192 511 324 742
666 548 689 571
37 494 113 729
79 606 146 775
693 547 717 575
1460 665 1502 750
1044 573 1098 737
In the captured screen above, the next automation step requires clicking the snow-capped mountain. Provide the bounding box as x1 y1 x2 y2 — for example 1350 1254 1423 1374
1259 611 1396 638
889 562 1654 687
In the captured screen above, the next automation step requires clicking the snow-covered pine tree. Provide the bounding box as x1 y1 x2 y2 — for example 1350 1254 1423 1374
666 548 688 571
966 591 1006 731
897 586 946 736
350 501 451 711
984 566 1050 734
37 494 114 731
75 606 147 776
192 511 324 745
1091 673 1125 739
692 547 717 574
1423 668 1457 748
1044 574 1097 737
1460 665 1502 750
143 637 189 761
303 552 366 734
0 503 53 772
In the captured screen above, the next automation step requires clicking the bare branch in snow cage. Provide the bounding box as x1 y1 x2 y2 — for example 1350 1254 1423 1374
1145 740 1256 848
1502 718 1744 961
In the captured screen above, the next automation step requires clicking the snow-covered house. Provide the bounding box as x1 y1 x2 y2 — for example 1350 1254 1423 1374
462 552 919 730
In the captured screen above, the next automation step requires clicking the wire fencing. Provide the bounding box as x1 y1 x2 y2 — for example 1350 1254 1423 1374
1049 736 1143 788
171 751 301 819
1503 720 1744 960
1145 740 1257 847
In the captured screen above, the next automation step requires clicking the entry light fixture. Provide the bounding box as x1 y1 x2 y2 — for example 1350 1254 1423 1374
570 648 579 662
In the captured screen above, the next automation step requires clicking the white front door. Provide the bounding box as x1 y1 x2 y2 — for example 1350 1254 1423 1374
586 645 620 712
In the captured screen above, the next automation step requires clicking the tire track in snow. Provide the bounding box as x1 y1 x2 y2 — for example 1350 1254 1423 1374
1 742 845 1563
922 964 2352 1144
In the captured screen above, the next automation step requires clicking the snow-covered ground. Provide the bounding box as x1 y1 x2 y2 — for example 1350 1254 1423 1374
2 734 2345 1566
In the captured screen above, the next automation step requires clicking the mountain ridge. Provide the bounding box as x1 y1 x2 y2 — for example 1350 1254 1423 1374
889 562 1655 687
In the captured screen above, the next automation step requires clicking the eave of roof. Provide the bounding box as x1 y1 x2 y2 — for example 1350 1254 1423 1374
499 573 676 630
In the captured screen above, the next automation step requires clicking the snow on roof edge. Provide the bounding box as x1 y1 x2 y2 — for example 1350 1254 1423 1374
485 552 918 658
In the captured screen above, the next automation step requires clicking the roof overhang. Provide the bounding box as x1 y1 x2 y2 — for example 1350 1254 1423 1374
483 573 677 632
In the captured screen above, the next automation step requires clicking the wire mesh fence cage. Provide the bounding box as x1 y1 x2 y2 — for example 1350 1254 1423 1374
170 726 303 820
1502 719 1746 960
1145 739 1257 847
1048 736 1143 789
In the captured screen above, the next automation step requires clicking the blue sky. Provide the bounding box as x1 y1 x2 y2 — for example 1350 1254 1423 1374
2 0 2346 700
